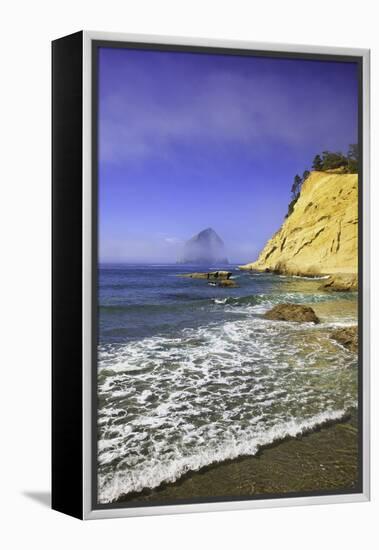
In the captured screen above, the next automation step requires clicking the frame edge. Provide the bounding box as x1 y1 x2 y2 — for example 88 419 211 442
81 31 370 520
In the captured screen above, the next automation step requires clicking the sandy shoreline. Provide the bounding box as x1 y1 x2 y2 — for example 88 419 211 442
114 411 359 505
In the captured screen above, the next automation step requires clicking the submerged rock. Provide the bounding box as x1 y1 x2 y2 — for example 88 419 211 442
264 303 320 323
320 273 358 292
217 279 238 288
330 326 358 352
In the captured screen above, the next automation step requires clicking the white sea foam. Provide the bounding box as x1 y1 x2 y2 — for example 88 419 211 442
323 321 357 328
292 275 330 280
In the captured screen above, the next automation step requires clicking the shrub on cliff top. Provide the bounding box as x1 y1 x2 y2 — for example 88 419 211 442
311 144 358 174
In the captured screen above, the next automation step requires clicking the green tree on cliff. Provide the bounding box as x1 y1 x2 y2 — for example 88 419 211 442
347 143 359 173
312 154 323 171
320 150 348 171
287 174 303 217
291 174 302 200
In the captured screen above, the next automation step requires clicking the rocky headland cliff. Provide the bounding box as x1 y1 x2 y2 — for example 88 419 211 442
240 171 358 281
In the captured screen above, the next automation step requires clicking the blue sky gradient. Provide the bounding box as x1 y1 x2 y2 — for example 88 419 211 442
98 47 358 263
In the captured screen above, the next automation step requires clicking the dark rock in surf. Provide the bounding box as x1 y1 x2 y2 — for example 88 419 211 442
180 270 237 287
263 303 320 324
182 270 232 280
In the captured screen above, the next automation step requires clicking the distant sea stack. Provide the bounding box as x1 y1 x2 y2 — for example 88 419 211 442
179 228 228 265
240 171 358 276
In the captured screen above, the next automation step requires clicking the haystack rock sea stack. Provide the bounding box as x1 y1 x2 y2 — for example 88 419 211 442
240 171 358 278
179 228 228 265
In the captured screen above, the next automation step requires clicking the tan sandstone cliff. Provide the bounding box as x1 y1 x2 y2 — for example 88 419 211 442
240 171 358 276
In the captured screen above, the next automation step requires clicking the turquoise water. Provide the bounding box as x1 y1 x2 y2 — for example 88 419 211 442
97 264 358 503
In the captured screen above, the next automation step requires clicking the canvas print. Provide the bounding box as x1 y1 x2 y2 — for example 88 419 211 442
96 46 360 506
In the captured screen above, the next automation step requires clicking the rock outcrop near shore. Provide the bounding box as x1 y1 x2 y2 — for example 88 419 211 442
240 171 358 277
182 271 232 280
320 273 358 292
180 271 238 288
263 304 320 324
330 326 358 352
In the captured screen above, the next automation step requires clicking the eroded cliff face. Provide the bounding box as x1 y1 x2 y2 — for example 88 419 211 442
241 171 358 276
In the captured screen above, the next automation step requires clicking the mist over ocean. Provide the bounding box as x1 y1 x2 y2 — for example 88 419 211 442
97 264 358 503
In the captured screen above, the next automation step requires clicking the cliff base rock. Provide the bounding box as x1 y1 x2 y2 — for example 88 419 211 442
320 273 358 292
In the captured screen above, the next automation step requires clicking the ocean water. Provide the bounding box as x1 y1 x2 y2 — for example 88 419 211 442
97 264 358 503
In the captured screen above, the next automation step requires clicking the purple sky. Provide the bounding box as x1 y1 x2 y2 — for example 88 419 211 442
98 47 358 263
